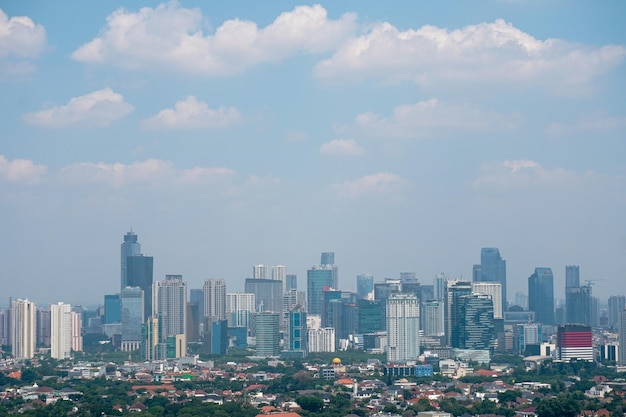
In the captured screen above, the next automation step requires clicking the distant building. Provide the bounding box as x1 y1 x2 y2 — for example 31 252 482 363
386 293 420 363
286 309 307 355
474 248 507 313
12 299 36 359
472 282 503 319
126 255 153 322
121 286 144 351
152 275 187 358
285 274 297 291
528 268 555 325
307 265 334 316
357 299 384 334
254 312 280 357
422 299 445 337
203 279 226 321
308 327 335 353
51 302 72 359
619 309 626 365
357 274 374 300
557 324 593 362
456 293 495 351
245 278 282 314
104 294 121 324
120 231 141 291
608 295 626 329
226 292 256 327
445 280 472 347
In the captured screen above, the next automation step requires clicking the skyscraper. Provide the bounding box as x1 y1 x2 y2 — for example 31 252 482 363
203 279 226 321
357 274 374 300
71 312 82 353
565 265 592 325
121 286 144 351
12 299 36 359
619 309 626 365
51 302 72 360
152 275 187 358
121 231 140 290
254 312 280 357
253 264 268 279
272 265 286 288
608 295 626 329
474 248 507 313
285 274 298 291
456 293 495 351
557 324 593 361
528 268 555 325
565 265 580 288
104 294 121 324
126 254 153 321
286 309 307 354
226 292 256 327
471 282 503 319
245 278 282 313
386 293 420 363
422 299 445 337
320 252 339 288
445 280 472 347
307 265 334 315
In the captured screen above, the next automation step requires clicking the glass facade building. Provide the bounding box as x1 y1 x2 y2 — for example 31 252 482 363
528 267 555 325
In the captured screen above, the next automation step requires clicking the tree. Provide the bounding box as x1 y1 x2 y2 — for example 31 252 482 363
296 396 324 413
536 396 581 417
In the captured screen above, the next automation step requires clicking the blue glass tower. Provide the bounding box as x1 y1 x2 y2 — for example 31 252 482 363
357 274 374 300
528 267 555 325
475 248 507 313
307 266 334 315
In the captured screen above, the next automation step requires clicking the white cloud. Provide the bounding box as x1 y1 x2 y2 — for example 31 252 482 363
320 138 365 156
314 19 625 92
23 88 134 128
348 98 520 138
546 116 626 136
0 8 46 74
59 159 237 188
0 155 46 184
330 172 406 197
142 96 241 129
71 2 356 75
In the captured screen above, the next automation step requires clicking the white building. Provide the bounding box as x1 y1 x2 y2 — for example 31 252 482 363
253 264 268 279
386 293 420 363
153 275 187 357
272 265 286 285
11 299 36 359
226 292 256 327
472 282 503 319
51 302 72 359
71 311 83 352
308 327 335 352
422 299 445 337
203 279 226 321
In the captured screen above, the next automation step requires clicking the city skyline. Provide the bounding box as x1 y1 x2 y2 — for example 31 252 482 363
1 1 625 306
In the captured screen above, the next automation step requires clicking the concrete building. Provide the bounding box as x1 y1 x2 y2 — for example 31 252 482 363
386 293 420 363
12 299 36 359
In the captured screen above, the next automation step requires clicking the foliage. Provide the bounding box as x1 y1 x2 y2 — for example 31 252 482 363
535 395 581 417
297 395 325 412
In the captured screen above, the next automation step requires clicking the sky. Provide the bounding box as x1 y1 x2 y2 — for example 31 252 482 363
1 0 625 307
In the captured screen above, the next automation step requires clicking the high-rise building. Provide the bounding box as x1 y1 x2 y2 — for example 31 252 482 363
320 252 339 288
308 327 335 353
226 293 256 327
445 281 472 347
0 308 11 346
203 279 226 321
513 323 542 355
152 275 187 358
36 308 50 346
121 286 144 351
434 273 448 300
121 231 141 290
456 293 495 351
245 278 282 314
357 274 374 300
272 265 286 286
285 274 298 291
565 265 592 325
104 294 121 324
12 299 36 359
51 302 72 359
422 299 445 337
254 312 280 357
283 289 306 313
565 265 580 288
386 293 420 363
619 309 626 365
474 248 507 313
471 282 503 319
253 264 268 279
528 268 555 325
358 299 384 334
70 312 82 353
609 296 626 329
189 289 204 339
307 265 334 315
127 255 153 321
286 309 307 354
557 324 593 361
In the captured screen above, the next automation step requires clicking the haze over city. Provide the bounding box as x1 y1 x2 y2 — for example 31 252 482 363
1 1 625 306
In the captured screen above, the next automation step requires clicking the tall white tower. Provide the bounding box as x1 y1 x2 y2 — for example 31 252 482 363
203 279 226 320
153 275 187 357
472 282 503 319
51 302 72 359
11 299 36 359
253 265 268 279
386 293 420 363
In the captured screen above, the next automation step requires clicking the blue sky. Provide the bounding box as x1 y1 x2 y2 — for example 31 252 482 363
1 1 625 306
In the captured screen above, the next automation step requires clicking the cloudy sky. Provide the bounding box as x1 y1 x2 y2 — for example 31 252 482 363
1 1 625 307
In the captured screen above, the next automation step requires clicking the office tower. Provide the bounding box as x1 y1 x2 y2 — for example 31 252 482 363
434 273 447 300
422 299 445 337
189 289 204 319
104 294 121 324
141 317 160 361
565 265 592 325
202 317 228 355
283 289 306 313
320 252 339 288
226 293 256 327
272 265 286 286
121 286 144 351
515 292 528 310
12 299 36 359
186 302 200 343
307 265 334 315
472 282 503 319
121 230 141 290
0 308 11 346
357 274 374 300
456 293 495 351
203 279 226 321
386 293 420 363
513 323 542 354
152 275 187 358
286 309 307 354
475 248 507 313
254 312 280 357
285 274 297 291
126 254 154 321
557 324 593 361
51 302 72 360
608 296 626 328
528 268 555 325
253 264 268 279
445 280 472 347
565 265 580 288
36 308 50 346
375 279 402 302
419 285 435 304
189 288 204 338
619 309 626 365
245 278 282 314
358 299 384 334
71 312 82 353
322 288 343 327
308 327 335 353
